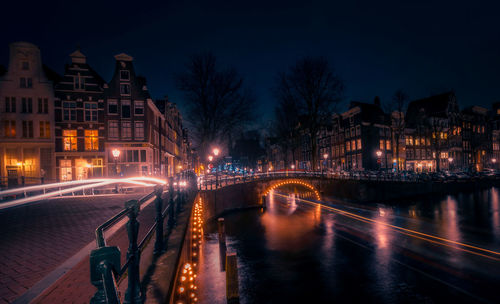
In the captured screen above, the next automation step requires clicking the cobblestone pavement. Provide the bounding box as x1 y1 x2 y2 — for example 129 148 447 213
32 196 160 303
0 193 145 303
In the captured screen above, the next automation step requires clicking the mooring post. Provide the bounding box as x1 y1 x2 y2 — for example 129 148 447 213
218 217 227 271
226 252 239 304
261 195 267 210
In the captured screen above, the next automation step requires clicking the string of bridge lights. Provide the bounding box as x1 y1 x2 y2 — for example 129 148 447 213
175 197 204 304
263 179 321 200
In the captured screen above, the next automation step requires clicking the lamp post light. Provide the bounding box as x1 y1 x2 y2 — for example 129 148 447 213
448 157 453 172
492 158 497 169
323 153 328 176
212 147 220 188
376 150 382 171
112 148 121 193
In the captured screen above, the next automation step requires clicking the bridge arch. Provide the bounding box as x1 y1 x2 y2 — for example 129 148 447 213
263 179 321 200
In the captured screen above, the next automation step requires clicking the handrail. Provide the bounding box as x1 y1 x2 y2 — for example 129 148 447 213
90 172 195 304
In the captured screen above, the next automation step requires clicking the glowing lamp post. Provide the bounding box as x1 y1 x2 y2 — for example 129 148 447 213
322 153 328 176
112 148 120 193
376 150 382 171
448 157 453 171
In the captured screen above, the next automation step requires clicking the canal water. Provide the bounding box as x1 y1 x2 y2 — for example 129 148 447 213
198 187 500 304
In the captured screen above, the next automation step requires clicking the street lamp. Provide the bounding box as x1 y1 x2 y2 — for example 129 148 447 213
213 148 220 156
376 150 382 171
112 148 121 193
208 155 213 162
322 153 328 176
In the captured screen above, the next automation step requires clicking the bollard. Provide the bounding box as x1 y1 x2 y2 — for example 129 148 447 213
226 253 239 304
154 186 164 255
261 195 267 210
124 200 141 304
218 218 226 271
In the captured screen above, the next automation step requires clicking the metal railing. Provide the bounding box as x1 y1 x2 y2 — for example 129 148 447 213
198 170 489 190
90 173 194 304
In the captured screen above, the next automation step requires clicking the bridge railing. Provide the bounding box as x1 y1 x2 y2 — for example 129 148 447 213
197 170 428 190
89 174 195 304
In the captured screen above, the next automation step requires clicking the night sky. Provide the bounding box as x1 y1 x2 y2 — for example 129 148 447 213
2 0 499 125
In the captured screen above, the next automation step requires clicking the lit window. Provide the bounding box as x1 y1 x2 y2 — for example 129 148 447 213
357 138 362 150
346 141 351 152
39 121 50 138
4 120 16 137
379 140 384 150
85 102 98 121
386 140 391 150
84 130 98 151
63 130 77 151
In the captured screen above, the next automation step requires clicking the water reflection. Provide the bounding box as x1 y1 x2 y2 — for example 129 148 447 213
199 187 500 304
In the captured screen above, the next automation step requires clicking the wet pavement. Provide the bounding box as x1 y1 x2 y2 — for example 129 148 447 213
198 187 500 303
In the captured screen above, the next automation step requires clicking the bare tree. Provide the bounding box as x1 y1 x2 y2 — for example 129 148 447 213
272 87 301 168
388 90 409 171
275 57 344 169
416 110 448 172
176 52 256 158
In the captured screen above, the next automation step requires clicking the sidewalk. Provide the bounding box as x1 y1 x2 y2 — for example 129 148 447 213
0 194 142 303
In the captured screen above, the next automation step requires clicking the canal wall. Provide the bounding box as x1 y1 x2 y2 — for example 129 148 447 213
201 178 500 213
199 183 264 221
320 179 499 202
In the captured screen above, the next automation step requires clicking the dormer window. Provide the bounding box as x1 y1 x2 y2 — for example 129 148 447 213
22 61 29 70
120 70 130 80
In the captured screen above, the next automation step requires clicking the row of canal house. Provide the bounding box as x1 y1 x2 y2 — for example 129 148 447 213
269 91 499 172
0 42 190 186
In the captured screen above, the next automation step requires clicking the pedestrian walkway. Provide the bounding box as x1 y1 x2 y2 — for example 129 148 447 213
0 194 142 303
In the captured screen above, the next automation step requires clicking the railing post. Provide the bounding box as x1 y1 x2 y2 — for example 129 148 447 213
124 200 141 304
90 246 121 304
154 185 164 255
168 177 176 231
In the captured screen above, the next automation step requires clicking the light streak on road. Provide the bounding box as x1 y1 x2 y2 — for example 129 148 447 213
0 177 166 210
273 193 500 261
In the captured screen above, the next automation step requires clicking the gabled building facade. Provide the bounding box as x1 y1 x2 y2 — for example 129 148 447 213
104 53 160 177
0 42 56 186
54 50 107 181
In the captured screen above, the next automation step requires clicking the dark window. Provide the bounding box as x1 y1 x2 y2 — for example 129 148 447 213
27 98 32 113
85 103 98 121
120 70 130 80
44 98 48 114
127 150 133 162
63 101 76 121
133 150 139 162
108 100 118 114
10 97 16 112
121 101 131 118
120 84 130 95
20 77 26 88
134 101 144 115
5 97 10 112
38 98 43 113
22 121 33 138
27 78 32 88
140 150 146 162
22 61 29 70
